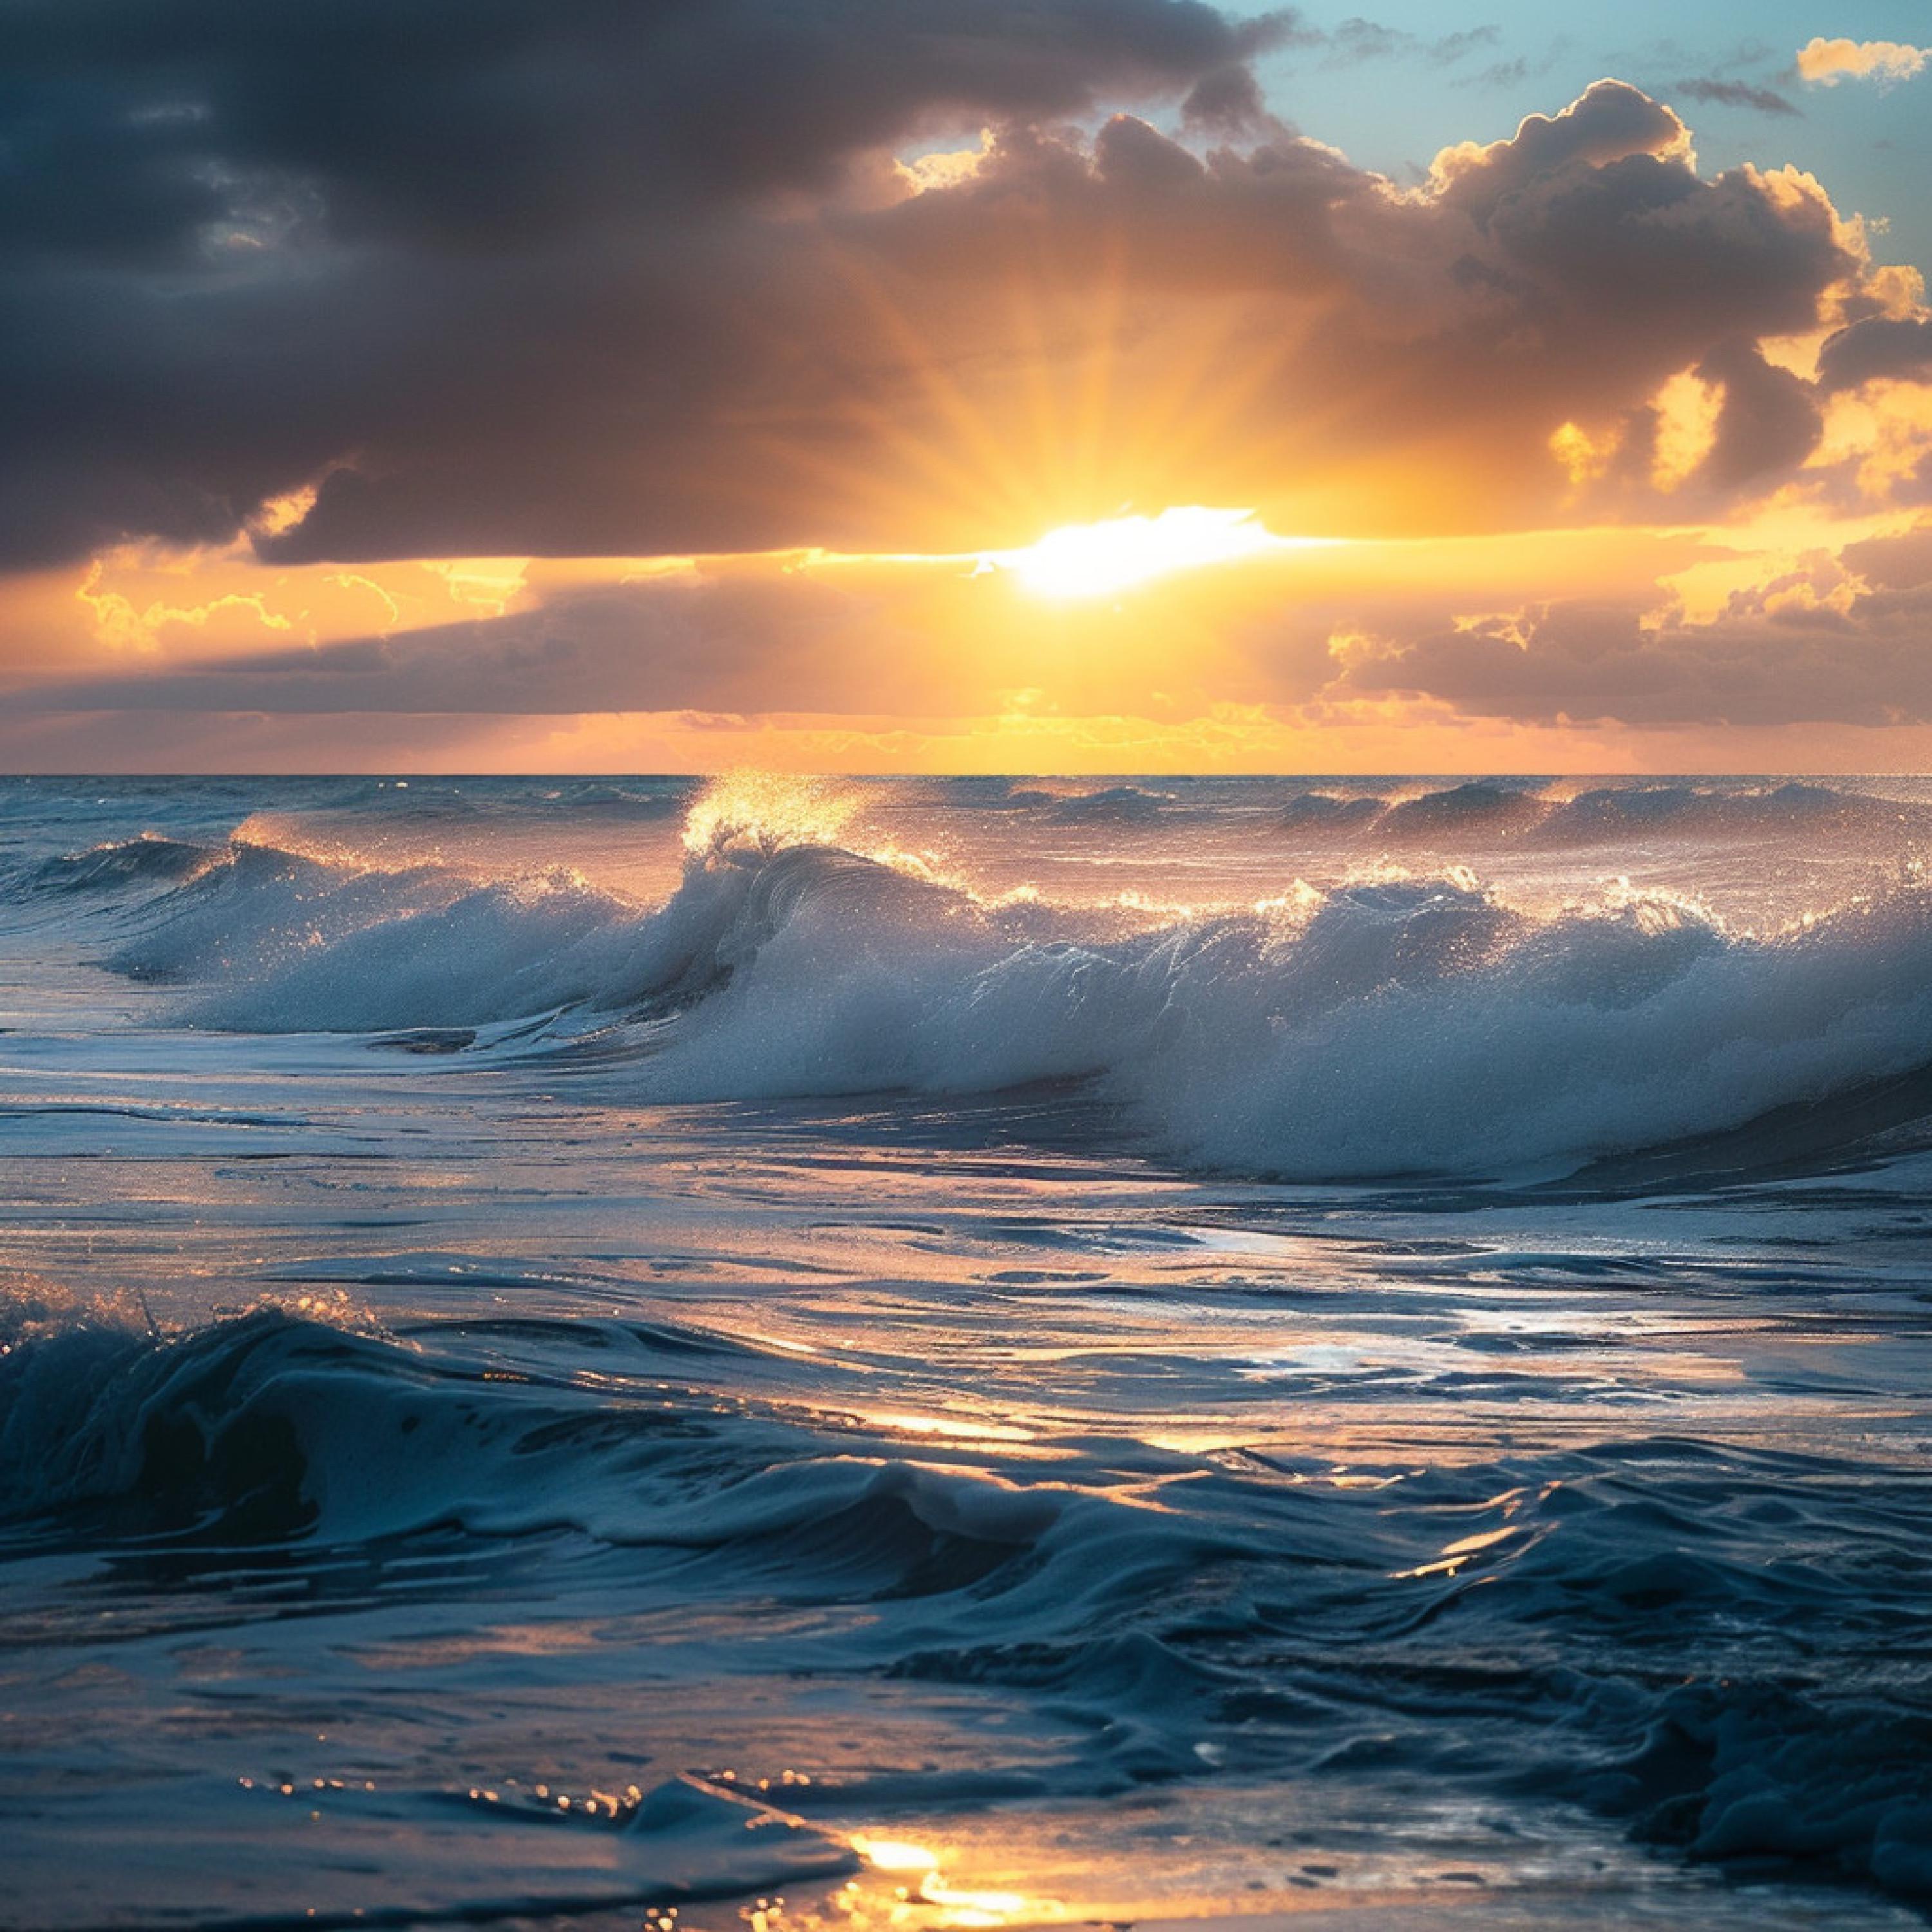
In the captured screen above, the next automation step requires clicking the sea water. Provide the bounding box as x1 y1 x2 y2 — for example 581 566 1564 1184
1 773 1929 1929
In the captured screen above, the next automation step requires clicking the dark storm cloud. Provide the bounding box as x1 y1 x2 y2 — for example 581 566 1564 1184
3 0 1293 251
0 4 1909 571
0 0 1293 567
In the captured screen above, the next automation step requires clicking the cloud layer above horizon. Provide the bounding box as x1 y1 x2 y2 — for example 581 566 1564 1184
5 0 1932 770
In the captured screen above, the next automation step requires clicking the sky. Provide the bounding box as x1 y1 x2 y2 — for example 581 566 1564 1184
3 1 1932 773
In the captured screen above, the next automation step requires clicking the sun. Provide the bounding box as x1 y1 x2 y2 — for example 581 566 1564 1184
988 506 1315 598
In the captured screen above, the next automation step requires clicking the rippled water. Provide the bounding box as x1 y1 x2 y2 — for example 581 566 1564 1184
3 773 1931 1929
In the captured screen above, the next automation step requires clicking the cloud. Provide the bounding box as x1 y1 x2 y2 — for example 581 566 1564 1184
1694 338 1824 488
1424 27 1506 67
1317 19 1501 69
0 0 1291 567
1666 77 1801 117
12 572 952 717
1336 520 1932 728
5 0 1296 251
0 521 1718 729
1818 316 1932 391
1462 57 1533 90
0 10 1918 578
23 505 1932 741
15 497 1932 750
1795 37 1927 87
1181 61 1280 135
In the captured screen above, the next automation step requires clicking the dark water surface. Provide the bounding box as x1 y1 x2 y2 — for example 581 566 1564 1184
3 773 1931 1929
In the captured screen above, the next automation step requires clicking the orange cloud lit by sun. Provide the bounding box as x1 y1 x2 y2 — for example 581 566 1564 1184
1 477 1928 777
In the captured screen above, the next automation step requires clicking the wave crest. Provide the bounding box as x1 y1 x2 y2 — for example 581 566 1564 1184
18 832 220 897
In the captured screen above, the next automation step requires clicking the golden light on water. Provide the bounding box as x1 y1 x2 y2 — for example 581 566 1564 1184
851 1837 937 1873
850 1837 1034 1928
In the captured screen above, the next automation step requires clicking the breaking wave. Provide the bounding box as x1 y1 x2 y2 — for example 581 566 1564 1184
0 1289 1069 1578
33 776 1932 1179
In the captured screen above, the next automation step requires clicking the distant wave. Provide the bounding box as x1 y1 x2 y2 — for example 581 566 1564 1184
1278 790 1383 829
1040 785 1176 824
6 781 1920 925
1263 779 1924 844
61 777 1932 1179
981 783 1175 819
20 832 220 896
1541 779 1918 841
1381 779 1544 836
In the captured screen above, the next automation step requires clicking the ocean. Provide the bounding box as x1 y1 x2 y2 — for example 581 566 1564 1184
2 772 1930 1929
